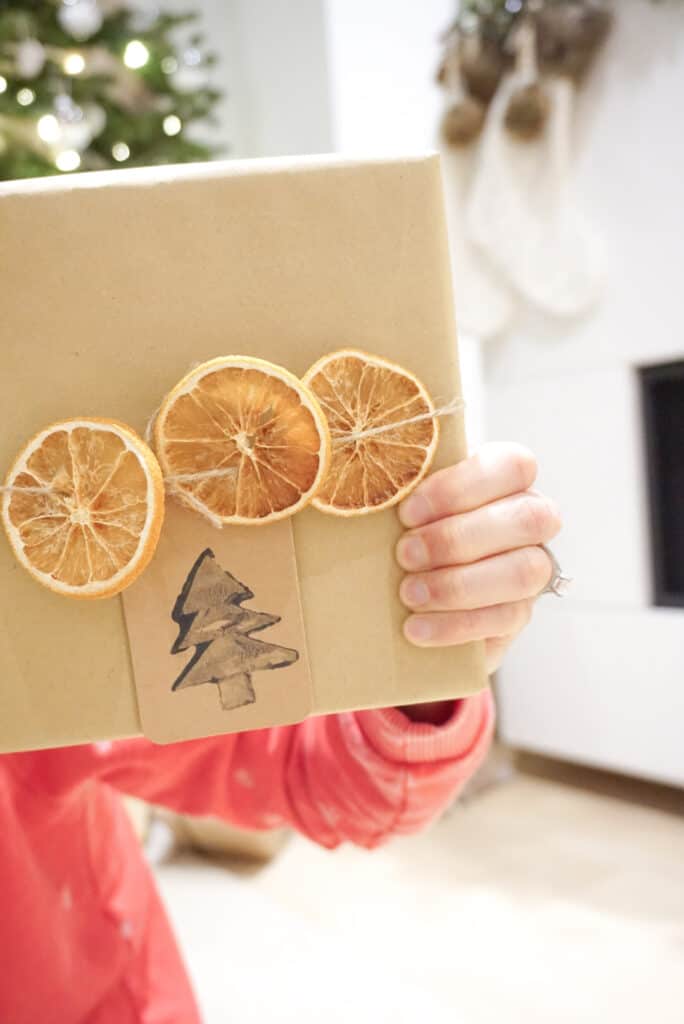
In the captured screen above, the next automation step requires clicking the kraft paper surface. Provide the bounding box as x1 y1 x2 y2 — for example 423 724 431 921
123 505 312 743
0 153 487 752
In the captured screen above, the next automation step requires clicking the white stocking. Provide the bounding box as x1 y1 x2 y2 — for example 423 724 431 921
465 73 605 317
441 142 516 340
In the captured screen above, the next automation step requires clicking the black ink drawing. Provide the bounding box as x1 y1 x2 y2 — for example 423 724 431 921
170 548 299 711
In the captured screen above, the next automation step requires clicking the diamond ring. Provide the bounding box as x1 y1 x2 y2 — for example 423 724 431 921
539 544 572 597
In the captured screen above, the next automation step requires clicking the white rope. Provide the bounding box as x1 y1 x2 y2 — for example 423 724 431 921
333 395 464 445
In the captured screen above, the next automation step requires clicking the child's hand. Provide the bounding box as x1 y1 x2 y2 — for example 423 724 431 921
396 443 561 674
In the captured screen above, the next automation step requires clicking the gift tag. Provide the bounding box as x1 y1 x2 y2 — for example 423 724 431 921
122 502 312 743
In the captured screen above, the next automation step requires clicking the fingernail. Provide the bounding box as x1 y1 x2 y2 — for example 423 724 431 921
399 493 431 528
404 616 433 644
400 578 430 608
396 535 428 570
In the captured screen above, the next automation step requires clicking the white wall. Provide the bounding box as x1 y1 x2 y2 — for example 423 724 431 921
488 0 684 785
323 0 486 448
323 0 452 155
169 0 333 157
198 0 485 447
488 0 684 611
225 0 334 157
485 0 684 388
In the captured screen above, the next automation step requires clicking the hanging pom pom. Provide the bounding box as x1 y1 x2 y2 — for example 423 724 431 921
441 97 486 147
459 37 509 104
502 18 549 142
504 82 550 140
439 29 486 148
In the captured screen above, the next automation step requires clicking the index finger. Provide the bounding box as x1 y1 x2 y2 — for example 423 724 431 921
398 442 537 528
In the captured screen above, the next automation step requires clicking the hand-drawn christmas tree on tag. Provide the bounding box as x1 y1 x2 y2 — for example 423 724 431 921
170 548 299 711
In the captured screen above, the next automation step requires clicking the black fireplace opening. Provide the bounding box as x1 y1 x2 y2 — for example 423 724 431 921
639 360 684 608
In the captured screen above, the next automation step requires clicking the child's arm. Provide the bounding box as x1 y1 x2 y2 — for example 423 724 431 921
84 692 493 848
12 443 558 847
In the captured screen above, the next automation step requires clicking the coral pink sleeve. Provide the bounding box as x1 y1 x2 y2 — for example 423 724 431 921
15 690 494 850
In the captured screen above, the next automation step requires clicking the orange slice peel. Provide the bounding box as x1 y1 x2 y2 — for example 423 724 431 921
153 355 330 526
1 418 164 599
303 349 439 516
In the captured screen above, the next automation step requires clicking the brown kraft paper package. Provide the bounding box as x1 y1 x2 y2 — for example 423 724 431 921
0 152 488 752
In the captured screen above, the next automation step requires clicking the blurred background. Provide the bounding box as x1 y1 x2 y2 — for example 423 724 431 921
2 1 683 1021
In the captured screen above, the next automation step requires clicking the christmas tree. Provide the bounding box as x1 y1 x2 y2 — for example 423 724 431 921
171 549 299 712
0 0 222 181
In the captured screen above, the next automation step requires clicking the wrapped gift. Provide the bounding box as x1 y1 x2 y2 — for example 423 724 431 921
0 153 487 752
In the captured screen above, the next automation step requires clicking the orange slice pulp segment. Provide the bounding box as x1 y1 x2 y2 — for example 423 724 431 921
1 418 164 598
153 356 330 525
303 349 439 516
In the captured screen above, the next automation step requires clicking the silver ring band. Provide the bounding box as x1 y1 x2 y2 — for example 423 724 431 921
539 544 572 597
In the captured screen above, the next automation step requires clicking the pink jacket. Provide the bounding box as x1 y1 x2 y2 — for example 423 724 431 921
0 693 493 1022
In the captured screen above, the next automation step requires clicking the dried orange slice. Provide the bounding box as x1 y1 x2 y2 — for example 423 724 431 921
303 349 439 516
153 356 330 525
1 418 164 599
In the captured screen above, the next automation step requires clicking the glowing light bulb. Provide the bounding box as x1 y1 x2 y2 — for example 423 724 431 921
163 114 181 137
17 88 35 107
112 141 130 162
161 56 178 74
0 76 7 94
63 52 86 75
124 40 149 69
37 114 61 143
55 149 81 172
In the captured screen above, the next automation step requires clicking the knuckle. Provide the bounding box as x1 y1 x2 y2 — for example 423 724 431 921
500 602 522 634
437 517 465 563
425 477 456 521
440 567 466 607
519 599 534 628
517 494 552 539
545 497 563 537
515 546 550 594
456 608 478 639
508 444 538 492
495 601 531 636
444 475 463 513
427 463 458 500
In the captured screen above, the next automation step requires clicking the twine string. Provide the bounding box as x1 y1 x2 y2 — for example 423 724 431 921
0 484 54 496
144 402 163 445
143 360 203 444
2 393 465 528
167 467 238 484
332 396 465 445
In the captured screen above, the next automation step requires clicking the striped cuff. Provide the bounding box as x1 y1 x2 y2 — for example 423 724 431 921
355 689 494 765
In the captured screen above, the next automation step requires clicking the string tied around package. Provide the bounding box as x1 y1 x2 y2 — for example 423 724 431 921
331 395 464 445
0 484 54 496
141 392 466 529
1 395 466 526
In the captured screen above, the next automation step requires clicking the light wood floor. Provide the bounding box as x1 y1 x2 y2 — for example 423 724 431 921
155 762 684 1023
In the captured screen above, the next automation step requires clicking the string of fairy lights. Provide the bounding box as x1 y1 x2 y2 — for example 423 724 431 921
0 1 221 179
2 40 182 171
